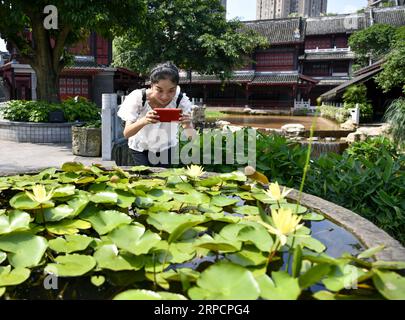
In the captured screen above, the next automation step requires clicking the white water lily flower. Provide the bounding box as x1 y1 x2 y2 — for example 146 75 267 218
185 165 205 179
264 181 292 202
25 185 54 204
263 208 303 246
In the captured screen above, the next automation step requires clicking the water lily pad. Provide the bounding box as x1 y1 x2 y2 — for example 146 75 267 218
211 195 239 207
257 272 301 300
218 171 247 182
205 212 240 223
94 244 144 271
0 232 47 268
198 204 223 213
271 203 308 214
357 245 385 260
147 212 207 234
173 191 210 205
0 266 31 286
299 264 332 289
90 191 118 204
236 224 274 252
134 196 154 209
53 185 76 198
48 234 93 253
61 162 85 172
75 176 96 184
66 191 89 216
226 248 267 267
0 251 6 264
302 212 325 221
106 224 161 255
194 234 241 253
322 265 366 292
233 205 259 216
46 219 92 235
45 254 96 277
9 192 54 210
147 189 174 202
251 193 278 204
91 275 105 287
116 190 136 208
44 205 75 222
81 210 132 235
0 287 5 297
169 242 197 263
130 165 151 172
373 270 405 300
188 261 259 300
113 289 187 300
0 210 31 234
197 176 222 187
289 235 326 253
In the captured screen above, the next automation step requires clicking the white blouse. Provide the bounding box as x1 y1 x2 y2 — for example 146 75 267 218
117 86 193 152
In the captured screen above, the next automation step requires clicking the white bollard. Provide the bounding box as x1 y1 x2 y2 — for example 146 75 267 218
350 103 360 126
102 93 117 160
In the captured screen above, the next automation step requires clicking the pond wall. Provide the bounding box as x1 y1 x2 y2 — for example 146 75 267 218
0 120 77 143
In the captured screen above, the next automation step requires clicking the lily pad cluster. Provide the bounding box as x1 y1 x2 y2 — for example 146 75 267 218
0 162 404 300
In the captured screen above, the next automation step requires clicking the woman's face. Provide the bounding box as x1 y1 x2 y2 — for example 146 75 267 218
150 78 177 106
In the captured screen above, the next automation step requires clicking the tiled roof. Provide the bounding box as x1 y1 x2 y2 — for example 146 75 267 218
251 73 299 84
179 71 255 84
243 18 304 44
299 51 355 61
306 14 366 35
367 6 405 27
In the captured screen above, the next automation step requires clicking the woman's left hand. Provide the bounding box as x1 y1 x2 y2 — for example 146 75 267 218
179 112 192 125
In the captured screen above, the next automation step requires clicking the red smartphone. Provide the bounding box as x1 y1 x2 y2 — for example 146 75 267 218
154 108 181 122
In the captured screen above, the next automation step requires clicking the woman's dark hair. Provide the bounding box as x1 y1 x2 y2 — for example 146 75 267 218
149 61 179 85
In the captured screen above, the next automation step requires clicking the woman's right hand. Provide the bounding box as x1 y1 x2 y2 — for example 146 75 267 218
142 110 160 125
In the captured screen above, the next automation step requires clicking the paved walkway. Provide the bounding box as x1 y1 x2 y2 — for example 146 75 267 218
0 140 116 175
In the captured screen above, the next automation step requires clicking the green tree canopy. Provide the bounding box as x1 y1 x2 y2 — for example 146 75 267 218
348 23 397 69
113 0 268 77
0 0 146 103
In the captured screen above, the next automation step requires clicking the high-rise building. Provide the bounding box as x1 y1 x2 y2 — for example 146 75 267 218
256 0 328 20
297 0 327 17
256 0 292 19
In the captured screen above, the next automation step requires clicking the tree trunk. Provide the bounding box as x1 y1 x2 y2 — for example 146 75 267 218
33 65 60 103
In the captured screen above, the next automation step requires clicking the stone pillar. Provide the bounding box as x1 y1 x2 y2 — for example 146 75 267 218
102 93 117 160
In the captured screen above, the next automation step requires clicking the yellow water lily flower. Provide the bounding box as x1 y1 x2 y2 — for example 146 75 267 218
264 181 292 202
25 185 54 204
264 207 303 246
185 165 205 179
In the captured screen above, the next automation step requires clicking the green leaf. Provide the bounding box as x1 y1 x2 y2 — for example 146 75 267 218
188 261 260 300
147 212 207 234
0 232 47 268
210 195 239 207
106 224 161 255
302 212 325 221
116 190 136 208
292 245 303 278
147 189 174 202
194 234 241 253
134 196 154 209
0 210 31 234
290 235 326 253
172 191 210 205
0 287 5 297
81 210 132 235
236 224 274 252
45 254 96 277
169 220 206 244
257 272 301 300
53 185 76 198
233 205 259 216
373 270 405 300
371 261 405 270
9 192 53 210
61 162 85 172
0 266 30 286
197 176 222 187
204 212 241 223
299 264 332 289
130 165 151 172
322 265 366 292
218 171 247 182
226 248 267 267
0 251 6 264
94 244 144 271
44 205 75 222
48 235 93 253
113 289 187 300
271 203 308 214
357 245 385 259
91 275 105 287
66 192 89 216
90 191 118 204
46 219 92 235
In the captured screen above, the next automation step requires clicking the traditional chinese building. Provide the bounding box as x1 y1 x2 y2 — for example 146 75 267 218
180 5 405 109
0 32 143 106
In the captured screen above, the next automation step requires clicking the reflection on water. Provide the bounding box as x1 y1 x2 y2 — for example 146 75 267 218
214 114 341 130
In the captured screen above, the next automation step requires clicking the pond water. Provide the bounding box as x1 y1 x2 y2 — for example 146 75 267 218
211 114 341 131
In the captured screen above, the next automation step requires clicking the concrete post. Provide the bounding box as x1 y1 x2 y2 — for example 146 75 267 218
102 93 117 160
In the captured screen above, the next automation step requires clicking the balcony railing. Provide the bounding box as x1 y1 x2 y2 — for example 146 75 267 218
305 46 351 53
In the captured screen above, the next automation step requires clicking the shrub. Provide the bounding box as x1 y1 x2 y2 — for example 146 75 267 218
383 97 405 149
345 136 398 163
0 98 100 124
318 105 350 123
